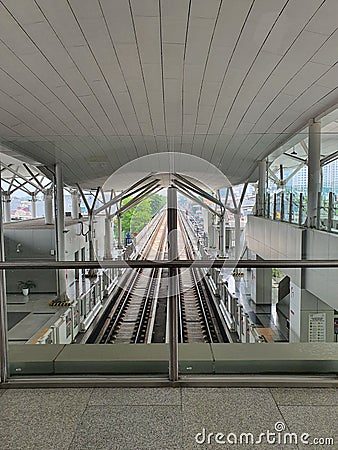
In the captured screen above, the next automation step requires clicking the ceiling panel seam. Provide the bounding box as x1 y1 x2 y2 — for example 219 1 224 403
217 0 328 172
212 0 291 169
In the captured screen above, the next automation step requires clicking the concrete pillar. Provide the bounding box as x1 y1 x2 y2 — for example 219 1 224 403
250 255 272 306
71 189 80 219
307 119 321 228
44 189 53 224
104 217 112 259
257 160 266 216
3 194 11 223
31 194 37 219
251 266 272 306
55 163 67 299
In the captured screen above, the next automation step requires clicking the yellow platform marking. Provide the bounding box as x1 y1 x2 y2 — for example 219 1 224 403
256 327 275 343
31 328 50 344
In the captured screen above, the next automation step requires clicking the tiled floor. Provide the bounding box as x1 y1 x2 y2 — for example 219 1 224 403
0 387 337 449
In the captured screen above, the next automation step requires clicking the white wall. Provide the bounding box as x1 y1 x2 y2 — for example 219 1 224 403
246 217 338 310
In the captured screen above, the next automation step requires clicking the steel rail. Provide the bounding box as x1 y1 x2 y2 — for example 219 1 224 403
97 212 167 343
133 228 166 343
179 212 220 343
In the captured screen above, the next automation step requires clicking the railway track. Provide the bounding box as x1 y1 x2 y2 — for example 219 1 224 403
88 209 228 344
178 212 227 343
93 213 166 344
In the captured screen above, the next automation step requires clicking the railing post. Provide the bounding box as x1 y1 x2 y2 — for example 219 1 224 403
316 191 321 230
299 193 303 226
327 191 333 232
289 192 293 223
273 193 277 220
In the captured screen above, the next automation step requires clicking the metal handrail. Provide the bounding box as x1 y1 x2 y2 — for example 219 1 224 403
1 259 338 269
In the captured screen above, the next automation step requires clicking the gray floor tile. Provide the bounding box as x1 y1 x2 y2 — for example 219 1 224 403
280 406 338 450
182 388 297 449
182 387 276 407
0 405 84 450
69 405 182 450
88 387 181 406
271 387 338 406
0 388 93 408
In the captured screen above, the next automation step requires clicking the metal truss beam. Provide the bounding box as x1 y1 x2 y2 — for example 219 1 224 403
176 186 220 217
173 173 224 210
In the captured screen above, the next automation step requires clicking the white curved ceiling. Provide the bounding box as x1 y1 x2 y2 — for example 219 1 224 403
1 0 338 189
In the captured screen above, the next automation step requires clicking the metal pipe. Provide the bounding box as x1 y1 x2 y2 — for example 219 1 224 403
289 193 293 223
2 375 337 389
0 259 337 269
327 191 333 232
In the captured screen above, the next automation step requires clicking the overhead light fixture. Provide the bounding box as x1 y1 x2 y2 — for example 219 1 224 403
291 148 297 155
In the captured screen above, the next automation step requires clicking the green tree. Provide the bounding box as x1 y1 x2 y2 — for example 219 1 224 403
114 197 135 238
130 198 152 234
149 193 166 216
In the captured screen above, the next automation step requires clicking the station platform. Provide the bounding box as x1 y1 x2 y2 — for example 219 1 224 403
0 386 336 449
7 275 95 344
225 270 289 343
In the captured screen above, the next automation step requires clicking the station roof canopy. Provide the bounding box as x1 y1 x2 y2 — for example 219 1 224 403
1 0 338 190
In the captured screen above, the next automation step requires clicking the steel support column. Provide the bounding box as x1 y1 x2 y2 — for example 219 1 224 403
307 119 321 228
55 164 67 300
0 171 8 383
167 187 178 382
